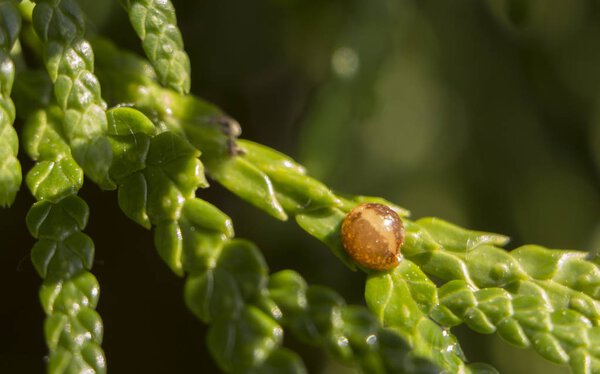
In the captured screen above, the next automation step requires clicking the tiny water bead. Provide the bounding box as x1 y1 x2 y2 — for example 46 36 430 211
341 203 404 271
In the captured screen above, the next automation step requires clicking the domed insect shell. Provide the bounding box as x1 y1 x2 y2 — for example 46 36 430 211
341 203 405 271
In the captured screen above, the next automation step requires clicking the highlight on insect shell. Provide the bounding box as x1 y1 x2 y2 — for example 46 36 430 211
341 203 405 271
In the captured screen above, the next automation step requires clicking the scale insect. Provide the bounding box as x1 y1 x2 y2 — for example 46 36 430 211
341 203 404 271
210 114 244 156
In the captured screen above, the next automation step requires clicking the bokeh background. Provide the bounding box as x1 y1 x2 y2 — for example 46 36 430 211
2 0 600 372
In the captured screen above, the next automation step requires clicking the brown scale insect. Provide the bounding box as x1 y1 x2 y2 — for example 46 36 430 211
341 203 404 271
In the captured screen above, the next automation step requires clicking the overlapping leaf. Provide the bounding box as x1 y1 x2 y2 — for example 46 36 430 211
91 44 600 372
4 7 595 373
31 0 114 189
0 0 21 206
119 0 191 93
22 105 105 373
96 100 431 372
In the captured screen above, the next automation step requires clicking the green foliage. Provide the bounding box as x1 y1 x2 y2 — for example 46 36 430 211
366 261 466 372
90 37 600 373
0 0 21 206
23 106 105 373
268 270 440 373
2 1 599 373
103 100 431 373
119 0 191 94
31 0 114 189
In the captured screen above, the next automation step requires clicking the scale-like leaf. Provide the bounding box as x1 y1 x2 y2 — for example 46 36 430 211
119 0 190 93
0 1 21 206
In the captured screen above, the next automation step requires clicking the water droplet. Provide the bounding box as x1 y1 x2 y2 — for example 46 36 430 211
337 336 349 347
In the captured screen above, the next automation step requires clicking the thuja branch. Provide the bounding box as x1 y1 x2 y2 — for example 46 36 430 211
101 104 438 373
92 40 474 372
31 0 114 189
267 269 441 373
92 40 600 373
119 0 191 94
15 34 429 372
6 0 596 372
406 219 600 373
22 1 117 371
23 107 105 373
0 0 22 206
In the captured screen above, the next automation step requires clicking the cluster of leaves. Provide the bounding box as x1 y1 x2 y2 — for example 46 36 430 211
1 0 599 373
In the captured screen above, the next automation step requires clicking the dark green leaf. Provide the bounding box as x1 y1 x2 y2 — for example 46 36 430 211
253 348 307 374
26 196 89 240
208 306 282 372
185 267 244 322
117 172 150 228
108 133 151 182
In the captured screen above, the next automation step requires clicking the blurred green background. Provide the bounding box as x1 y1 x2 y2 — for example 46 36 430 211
1 0 600 372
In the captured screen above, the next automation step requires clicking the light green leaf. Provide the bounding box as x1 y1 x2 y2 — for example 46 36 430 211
366 261 467 372
267 169 341 214
342 195 410 218
22 107 69 161
207 156 287 220
295 207 356 270
80 343 106 374
26 158 83 202
465 245 526 287
33 0 115 190
153 220 183 275
238 139 306 175
0 145 21 206
146 131 207 199
415 217 509 251
181 198 234 238
121 0 191 93
0 2 21 207
179 222 227 274
513 245 600 299
39 271 100 315
106 106 156 136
